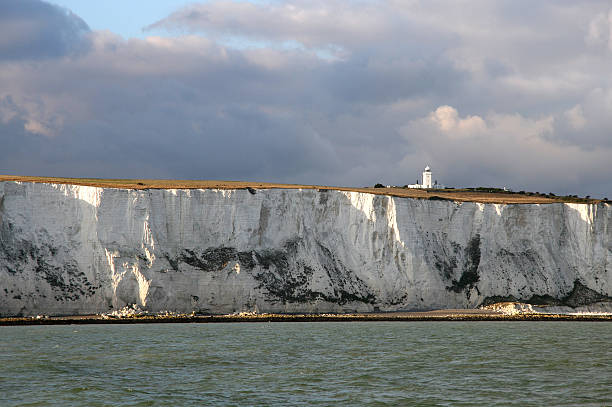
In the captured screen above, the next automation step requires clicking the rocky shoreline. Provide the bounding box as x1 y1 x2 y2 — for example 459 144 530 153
2 309 611 326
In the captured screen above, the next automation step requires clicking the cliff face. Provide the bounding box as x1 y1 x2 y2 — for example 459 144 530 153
0 181 610 316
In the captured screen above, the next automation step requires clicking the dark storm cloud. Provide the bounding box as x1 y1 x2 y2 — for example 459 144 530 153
0 0 90 60
1 0 611 197
0 34 341 182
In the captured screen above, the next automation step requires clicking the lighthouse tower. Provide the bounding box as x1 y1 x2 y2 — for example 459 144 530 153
422 166 432 188
407 165 443 189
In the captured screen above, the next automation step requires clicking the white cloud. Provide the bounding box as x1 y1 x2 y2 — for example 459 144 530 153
586 10 612 50
428 106 486 137
564 105 586 130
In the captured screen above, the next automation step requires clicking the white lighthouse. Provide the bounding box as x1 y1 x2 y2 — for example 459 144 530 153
422 166 432 188
407 165 443 189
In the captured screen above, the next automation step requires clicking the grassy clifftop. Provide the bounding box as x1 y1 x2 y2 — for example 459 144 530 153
0 175 606 205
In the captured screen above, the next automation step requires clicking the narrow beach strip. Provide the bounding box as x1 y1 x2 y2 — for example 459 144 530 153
2 310 611 325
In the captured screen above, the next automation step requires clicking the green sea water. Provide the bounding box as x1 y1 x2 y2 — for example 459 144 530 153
1 322 611 406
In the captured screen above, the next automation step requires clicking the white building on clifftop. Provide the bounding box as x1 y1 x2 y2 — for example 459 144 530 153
407 166 444 189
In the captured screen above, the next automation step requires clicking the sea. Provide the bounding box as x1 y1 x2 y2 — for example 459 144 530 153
1 321 611 406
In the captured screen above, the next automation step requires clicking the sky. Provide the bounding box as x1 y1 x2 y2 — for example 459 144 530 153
1 0 611 197
47 1 194 39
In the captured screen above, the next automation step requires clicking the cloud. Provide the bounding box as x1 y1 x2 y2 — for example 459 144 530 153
586 10 612 50
552 87 612 149
1 0 611 198
428 106 486 137
0 0 90 60
401 106 611 195
564 105 586 130
0 30 343 181
146 0 391 51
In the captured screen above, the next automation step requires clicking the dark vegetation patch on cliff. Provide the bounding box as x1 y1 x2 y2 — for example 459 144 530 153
434 240 460 280
433 234 482 294
563 281 612 307
480 280 612 308
0 221 97 301
313 243 376 305
492 247 552 293
448 234 481 293
36 259 94 301
168 239 376 305
178 247 244 272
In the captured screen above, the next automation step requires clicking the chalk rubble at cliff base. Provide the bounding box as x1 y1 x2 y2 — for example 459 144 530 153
0 181 610 317
481 302 612 316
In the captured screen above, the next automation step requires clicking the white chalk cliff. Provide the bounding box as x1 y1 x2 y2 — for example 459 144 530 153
0 181 610 316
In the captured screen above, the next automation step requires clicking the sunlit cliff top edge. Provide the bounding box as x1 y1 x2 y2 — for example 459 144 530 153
0 175 607 205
